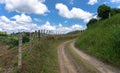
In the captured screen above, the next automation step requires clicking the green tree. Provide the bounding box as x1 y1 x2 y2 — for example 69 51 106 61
97 4 111 19
113 8 120 14
87 18 98 27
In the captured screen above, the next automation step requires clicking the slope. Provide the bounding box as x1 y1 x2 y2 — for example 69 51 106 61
75 14 120 68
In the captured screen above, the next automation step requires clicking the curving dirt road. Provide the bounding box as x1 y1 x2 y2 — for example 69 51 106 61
58 40 120 73
58 41 80 73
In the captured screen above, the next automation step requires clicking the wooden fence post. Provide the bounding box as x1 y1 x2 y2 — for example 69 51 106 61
28 32 32 53
18 32 22 71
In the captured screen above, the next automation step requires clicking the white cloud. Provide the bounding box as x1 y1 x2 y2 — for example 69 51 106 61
88 0 98 5
0 15 85 34
56 3 73 19
117 6 120 8
0 15 38 33
71 24 83 30
0 16 10 22
40 21 56 30
12 14 32 23
0 0 5 3
55 3 93 22
55 24 85 34
39 0 46 3
110 0 120 2
71 8 93 22
0 28 2 31
58 23 62 27
2 0 49 15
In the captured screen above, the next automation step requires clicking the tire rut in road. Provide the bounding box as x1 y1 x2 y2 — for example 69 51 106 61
58 41 80 73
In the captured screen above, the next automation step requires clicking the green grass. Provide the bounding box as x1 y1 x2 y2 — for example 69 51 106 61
0 31 79 73
75 14 120 68
24 40 62 73
11 35 76 73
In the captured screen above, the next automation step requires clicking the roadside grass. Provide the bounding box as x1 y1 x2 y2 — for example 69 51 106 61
0 31 80 73
65 41 98 73
75 14 120 68
11 34 78 73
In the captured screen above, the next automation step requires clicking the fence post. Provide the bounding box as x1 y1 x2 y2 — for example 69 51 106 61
18 32 22 71
28 32 32 53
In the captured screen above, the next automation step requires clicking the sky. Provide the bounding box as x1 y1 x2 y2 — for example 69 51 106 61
0 0 120 34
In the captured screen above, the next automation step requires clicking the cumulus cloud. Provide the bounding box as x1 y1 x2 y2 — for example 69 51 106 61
117 6 120 8
0 12 85 34
55 3 93 22
0 15 85 34
55 24 85 34
0 28 2 31
12 14 32 23
1 0 49 15
71 24 83 30
0 0 5 3
39 0 46 3
40 21 56 30
56 3 73 19
0 16 10 22
88 0 98 5
0 15 38 33
110 0 120 2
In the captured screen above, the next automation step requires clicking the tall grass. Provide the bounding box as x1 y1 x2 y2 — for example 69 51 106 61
11 34 76 73
75 14 120 68
23 40 62 73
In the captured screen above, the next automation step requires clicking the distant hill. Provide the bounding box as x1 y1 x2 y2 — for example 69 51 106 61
75 14 120 68
67 30 82 35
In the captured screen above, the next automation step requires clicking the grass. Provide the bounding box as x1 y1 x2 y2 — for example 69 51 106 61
10 34 78 73
65 41 98 73
0 31 79 73
21 40 61 73
75 14 120 68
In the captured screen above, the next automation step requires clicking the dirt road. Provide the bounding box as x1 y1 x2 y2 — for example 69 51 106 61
58 41 80 73
58 40 120 73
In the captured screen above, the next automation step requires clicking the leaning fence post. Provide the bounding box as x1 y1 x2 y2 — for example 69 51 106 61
18 32 22 71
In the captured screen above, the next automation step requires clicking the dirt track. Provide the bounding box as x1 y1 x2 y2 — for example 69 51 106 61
58 40 120 73
58 41 80 73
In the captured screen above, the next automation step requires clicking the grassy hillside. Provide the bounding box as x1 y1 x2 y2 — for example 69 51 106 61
75 14 120 68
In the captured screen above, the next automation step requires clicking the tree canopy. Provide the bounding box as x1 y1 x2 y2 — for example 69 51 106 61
97 4 111 19
87 18 98 27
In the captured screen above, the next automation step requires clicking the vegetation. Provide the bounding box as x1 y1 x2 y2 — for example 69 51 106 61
75 14 120 68
67 30 81 34
97 4 111 19
87 18 98 27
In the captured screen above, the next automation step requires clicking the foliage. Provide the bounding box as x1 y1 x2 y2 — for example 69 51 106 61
75 14 120 68
67 30 83 34
22 32 30 43
97 4 111 19
0 31 8 36
87 18 98 27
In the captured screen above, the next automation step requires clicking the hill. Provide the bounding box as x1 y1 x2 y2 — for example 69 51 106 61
75 14 120 68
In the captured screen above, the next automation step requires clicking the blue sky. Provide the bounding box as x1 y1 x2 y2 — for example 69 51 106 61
0 0 120 34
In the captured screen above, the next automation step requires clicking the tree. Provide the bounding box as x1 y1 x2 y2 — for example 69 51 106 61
97 4 111 19
87 18 98 27
113 8 120 14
